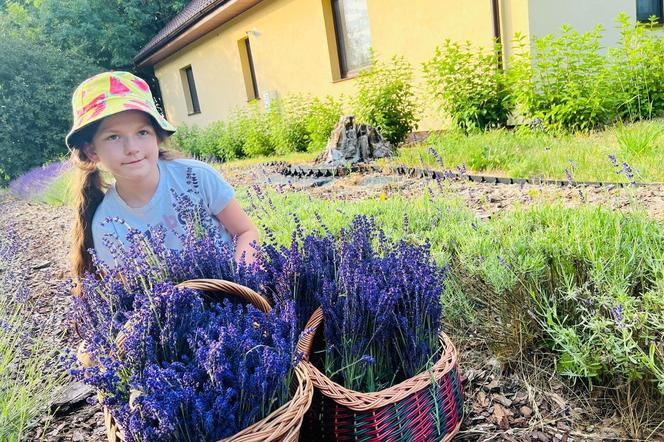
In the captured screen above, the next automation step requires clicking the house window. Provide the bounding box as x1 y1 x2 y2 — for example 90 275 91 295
637 0 663 22
331 0 372 78
238 37 259 100
180 66 201 115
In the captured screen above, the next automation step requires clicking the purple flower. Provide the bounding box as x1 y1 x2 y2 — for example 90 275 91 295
611 305 624 324
8 159 72 200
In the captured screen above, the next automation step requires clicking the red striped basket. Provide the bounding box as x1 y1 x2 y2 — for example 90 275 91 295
296 308 464 442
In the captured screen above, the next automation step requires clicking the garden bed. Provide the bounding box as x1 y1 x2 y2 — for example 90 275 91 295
3 161 662 440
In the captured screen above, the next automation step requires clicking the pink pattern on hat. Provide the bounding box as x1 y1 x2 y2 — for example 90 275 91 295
109 76 131 95
123 99 151 111
131 78 150 92
77 93 107 118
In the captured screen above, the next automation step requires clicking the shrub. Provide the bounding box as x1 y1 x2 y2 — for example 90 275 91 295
305 95 343 151
169 123 202 157
509 26 617 132
424 40 510 131
269 95 311 155
237 101 275 157
609 13 664 121
0 36 99 185
354 55 419 146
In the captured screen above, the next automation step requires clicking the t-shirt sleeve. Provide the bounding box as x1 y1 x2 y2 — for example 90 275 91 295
198 164 235 215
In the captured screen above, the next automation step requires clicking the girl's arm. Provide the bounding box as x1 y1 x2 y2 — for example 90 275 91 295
215 197 259 265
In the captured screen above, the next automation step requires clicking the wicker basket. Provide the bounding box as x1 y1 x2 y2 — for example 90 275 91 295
296 308 464 442
78 278 313 442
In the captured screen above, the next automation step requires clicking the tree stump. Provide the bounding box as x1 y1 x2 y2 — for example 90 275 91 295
315 116 393 166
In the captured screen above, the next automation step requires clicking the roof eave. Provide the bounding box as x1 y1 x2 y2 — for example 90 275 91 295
135 0 263 68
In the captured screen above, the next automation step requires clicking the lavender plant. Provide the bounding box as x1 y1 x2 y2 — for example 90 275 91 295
8 159 72 200
74 282 297 442
257 215 446 392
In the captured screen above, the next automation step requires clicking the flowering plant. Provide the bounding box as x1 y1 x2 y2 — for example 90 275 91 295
71 185 296 441
75 282 297 441
257 215 447 392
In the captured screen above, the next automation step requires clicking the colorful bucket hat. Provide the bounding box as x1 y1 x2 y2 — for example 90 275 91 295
65 71 176 149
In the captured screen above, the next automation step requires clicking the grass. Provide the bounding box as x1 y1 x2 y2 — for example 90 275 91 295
0 299 66 441
0 231 68 441
383 119 664 183
39 168 75 206
240 186 664 401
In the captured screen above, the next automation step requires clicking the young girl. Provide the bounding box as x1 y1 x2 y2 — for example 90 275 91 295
66 71 259 279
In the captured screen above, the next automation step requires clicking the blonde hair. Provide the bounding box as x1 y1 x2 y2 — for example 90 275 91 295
69 116 179 279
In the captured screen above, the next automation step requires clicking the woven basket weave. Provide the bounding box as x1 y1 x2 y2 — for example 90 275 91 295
296 308 464 442
78 278 313 442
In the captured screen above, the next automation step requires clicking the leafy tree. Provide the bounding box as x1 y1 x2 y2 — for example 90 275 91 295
0 35 100 184
2 0 186 69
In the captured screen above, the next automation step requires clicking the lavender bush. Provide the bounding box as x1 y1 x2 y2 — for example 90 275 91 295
8 159 72 200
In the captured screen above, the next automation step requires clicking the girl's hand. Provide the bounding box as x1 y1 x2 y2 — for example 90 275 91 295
215 197 259 265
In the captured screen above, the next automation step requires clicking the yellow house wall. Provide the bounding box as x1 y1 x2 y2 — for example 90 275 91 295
154 0 508 132
499 0 530 62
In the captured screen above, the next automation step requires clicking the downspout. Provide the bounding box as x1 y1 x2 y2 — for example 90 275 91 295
491 0 504 70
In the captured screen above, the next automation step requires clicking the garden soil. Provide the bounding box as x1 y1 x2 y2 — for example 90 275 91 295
2 164 663 442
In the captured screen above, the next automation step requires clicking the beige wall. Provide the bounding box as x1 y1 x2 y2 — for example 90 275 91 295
154 0 505 132
527 0 635 50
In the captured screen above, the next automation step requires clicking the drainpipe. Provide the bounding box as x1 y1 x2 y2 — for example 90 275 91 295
491 0 504 69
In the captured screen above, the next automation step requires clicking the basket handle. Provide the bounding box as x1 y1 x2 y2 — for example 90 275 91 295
175 278 272 313
296 307 323 360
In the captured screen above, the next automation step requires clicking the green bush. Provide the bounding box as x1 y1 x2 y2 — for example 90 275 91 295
216 117 245 161
237 101 275 157
305 95 343 152
169 124 202 157
609 14 664 121
354 55 419 145
0 36 99 185
269 95 310 155
509 26 617 132
170 94 343 161
424 40 510 132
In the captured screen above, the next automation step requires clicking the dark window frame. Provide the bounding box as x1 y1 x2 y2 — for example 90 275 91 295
331 0 371 78
184 66 201 114
637 0 663 22
245 38 260 100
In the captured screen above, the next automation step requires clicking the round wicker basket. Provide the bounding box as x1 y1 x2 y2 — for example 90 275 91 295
78 278 313 442
296 307 464 442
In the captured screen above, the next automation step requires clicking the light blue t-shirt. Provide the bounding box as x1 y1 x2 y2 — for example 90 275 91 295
91 158 235 267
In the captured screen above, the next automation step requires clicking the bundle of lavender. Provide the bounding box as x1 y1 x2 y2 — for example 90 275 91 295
70 191 304 442
256 216 463 440
257 215 447 392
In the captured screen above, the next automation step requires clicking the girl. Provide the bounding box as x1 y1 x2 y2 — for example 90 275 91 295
66 71 259 279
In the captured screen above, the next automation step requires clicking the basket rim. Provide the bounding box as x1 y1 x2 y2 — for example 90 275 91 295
296 307 460 411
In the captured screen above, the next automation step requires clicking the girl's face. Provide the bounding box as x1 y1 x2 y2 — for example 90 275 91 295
84 110 160 183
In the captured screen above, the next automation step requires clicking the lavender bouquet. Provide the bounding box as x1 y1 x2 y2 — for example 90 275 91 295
257 215 447 392
74 282 297 441
71 187 297 441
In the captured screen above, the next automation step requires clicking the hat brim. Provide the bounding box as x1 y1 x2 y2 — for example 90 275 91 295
65 98 176 149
